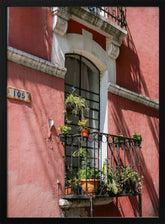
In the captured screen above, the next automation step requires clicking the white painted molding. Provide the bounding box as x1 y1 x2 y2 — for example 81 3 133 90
51 7 126 61
68 7 127 47
7 46 67 79
107 42 120 60
53 16 69 36
108 82 159 110
52 7 70 36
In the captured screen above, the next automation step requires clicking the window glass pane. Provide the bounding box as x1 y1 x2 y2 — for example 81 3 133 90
81 57 99 94
84 109 99 120
65 55 80 87
81 90 99 102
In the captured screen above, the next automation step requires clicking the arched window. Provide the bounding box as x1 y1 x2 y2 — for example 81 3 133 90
65 54 100 133
64 54 100 171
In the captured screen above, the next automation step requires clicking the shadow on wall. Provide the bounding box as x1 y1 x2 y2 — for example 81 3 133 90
109 25 159 217
117 25 151 97
85 200 122 217
19 81 65 215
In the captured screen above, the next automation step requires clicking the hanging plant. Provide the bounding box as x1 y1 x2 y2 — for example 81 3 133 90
64 87 89 124
58 125 71 142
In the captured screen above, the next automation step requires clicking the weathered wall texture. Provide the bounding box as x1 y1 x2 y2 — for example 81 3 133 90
116 7 159 101
9 7 53 61
7 6 159 217
107 93 159 217
7 61 65 217
107 7 159 217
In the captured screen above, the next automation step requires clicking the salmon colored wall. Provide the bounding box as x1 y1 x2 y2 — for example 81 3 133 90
7 7 159 218
116 7 159 101
113 8 159 216
107 93 159 217
9 7 53 61
7 61 65 217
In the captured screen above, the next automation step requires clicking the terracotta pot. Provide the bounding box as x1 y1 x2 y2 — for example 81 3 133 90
80 179 100 195
81 128 90 137
65 187 71 195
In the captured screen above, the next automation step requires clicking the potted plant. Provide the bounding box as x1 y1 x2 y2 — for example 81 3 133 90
79 160 100 195
73 146 100 195
133 131 142 146
101 160 120 196
117 166 142 194
65 167 79 195
72 146 90 158
65 176 79 195
58 125 71 142
101 162 143 195
78 120 90 137
114 134 124 147
65 91 88 115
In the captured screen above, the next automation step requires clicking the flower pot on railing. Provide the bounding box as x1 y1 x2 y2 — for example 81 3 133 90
133 131 142 146
114 134 124 147
65 186 71 195
81 128 90 137
58 125 71 143
78 120 90 138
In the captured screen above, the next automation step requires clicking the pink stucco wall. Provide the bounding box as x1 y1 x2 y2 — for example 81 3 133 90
116 7 159 101
7 61 65 217
7 6 159 217
9 7 53 61
112 8 159 216
107 93 159 217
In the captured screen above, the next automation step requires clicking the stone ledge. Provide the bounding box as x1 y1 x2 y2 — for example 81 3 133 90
59 197 113 208
108 82 159 110
7 46 67 79
68 7 127 47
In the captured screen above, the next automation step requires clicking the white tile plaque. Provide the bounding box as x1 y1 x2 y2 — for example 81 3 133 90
7 86 31 103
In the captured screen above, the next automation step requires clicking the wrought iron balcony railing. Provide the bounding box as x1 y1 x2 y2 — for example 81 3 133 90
62 132 142 199
88 7 127 29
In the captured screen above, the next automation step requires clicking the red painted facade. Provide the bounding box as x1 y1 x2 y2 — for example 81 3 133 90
7 7 159 217
9 7 53 61
116 7 159 100
7 61 65 217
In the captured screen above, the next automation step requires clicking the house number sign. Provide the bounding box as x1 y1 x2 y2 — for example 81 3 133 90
7 86 31 103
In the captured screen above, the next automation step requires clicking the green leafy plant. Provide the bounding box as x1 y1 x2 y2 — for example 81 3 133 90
79 166 100 180
72 147 99 179
78 120 88 129
58 125 71 134
101 161 143 195
65 90 88 117
102 159 109 176
133 131 142 141
115 166 143 193
101 160 119 195
114 134 124 142
65 166 78 189
72 146 90 158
